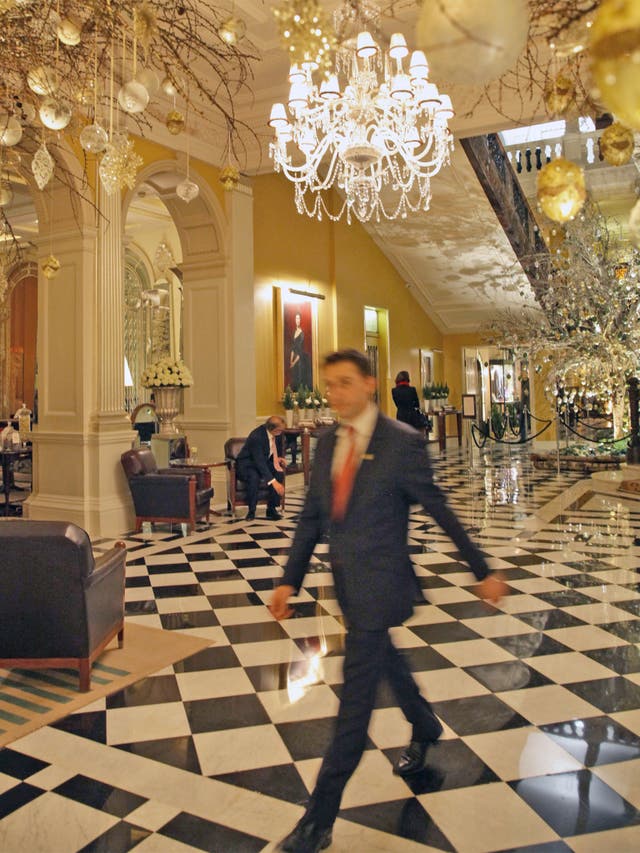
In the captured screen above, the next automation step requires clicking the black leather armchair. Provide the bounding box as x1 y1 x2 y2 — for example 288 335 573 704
121 447 213 532
0 520 126 691
224 437 286 517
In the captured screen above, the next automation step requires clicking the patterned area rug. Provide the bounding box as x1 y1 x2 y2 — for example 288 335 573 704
0 624 209 748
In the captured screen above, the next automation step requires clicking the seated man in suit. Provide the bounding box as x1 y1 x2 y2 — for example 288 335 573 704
236 415 287 521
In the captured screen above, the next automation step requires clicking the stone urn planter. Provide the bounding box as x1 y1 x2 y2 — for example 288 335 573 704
154 386 183 435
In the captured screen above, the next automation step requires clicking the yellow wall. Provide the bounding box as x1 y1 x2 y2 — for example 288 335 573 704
253 173 444 415
442 332 483 408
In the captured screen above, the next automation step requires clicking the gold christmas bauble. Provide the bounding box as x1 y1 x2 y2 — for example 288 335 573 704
536 157 586 223
592 54 640 130
219 164 239 191
544 74 575 115
599 121 635 165
165 109 185 135
41 254 61 279
590 0 640 129
589 0 640 60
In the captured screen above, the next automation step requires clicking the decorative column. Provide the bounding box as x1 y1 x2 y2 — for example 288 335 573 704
226 181 256 434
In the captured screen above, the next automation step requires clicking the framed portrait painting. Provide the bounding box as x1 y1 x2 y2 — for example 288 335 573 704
419 349 433 392
283 296 315 392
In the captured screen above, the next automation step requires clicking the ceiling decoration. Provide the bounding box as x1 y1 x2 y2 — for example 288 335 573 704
269 0 454 222
0 0 257 253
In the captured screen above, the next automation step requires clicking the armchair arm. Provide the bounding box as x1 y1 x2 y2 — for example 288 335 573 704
88 541 127 588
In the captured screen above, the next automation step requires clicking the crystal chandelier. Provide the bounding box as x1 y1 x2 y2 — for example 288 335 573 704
268 8 454 223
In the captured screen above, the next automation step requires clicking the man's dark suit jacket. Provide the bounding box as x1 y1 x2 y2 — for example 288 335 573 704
281 413 488 630
236 425 286 481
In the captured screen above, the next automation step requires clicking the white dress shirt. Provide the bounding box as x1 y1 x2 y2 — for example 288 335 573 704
331 402 378 478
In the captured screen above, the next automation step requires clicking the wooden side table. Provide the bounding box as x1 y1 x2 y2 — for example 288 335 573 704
436 410 463 452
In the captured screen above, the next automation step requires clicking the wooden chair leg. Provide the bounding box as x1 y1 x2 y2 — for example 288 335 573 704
118 626 125 648
79 659 91 692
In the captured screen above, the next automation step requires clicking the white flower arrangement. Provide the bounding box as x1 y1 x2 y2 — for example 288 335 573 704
140 357 194 388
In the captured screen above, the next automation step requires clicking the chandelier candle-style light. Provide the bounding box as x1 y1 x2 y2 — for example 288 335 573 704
268 11 454 223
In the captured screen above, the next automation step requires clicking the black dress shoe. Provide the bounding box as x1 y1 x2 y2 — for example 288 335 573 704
246 511 255 521
278 818 332 852
266 509 283 520
393 725 443 777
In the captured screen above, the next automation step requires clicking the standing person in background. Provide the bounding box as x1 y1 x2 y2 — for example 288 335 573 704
392 370 428 433
270 349 507 853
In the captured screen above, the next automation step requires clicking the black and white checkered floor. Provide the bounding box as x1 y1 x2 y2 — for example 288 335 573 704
2 445 640 852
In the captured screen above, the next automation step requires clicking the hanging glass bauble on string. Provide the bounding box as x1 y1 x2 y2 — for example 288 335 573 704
165 109 185 135
56 17 81 46
31 141 54 190
41 254 61 280
79 122 108 154
176 177 199 203
27 65 59 96
161 77 178 97
99 132 143 194
39 97 72 130
117 80 149 114
136 67 160 96
0 113 23 147
75 78 101 107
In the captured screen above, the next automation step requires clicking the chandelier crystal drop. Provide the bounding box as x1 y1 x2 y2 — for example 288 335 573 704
268 14 454 223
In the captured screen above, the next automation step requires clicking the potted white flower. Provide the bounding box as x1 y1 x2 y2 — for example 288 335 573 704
140 357 194 435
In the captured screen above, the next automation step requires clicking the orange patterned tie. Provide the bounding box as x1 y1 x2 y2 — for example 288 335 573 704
331 426 357 521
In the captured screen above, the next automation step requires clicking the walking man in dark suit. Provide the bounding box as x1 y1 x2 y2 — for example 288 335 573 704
270 349 507 853
236 415 287 521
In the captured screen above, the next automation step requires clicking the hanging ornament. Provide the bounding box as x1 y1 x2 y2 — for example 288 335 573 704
98 132 143 194
56 17 81 46
31 141 54 189
117 80 149 114
273 0 337 75
0 181 13 207
39 97 72 131
599 122 635 166
630 198 640 248
544 73 575 116
41 254 61 279
75 78 101 107
135 67 160 96
590 0 640 130
219 164 239 192
79 122 108 154
536 157 586 223
416 0 529 86
0 112 23 147
218 16 246 46
165 109 185 135
161 77 178 97
27 65 59 96
176 177 199 203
